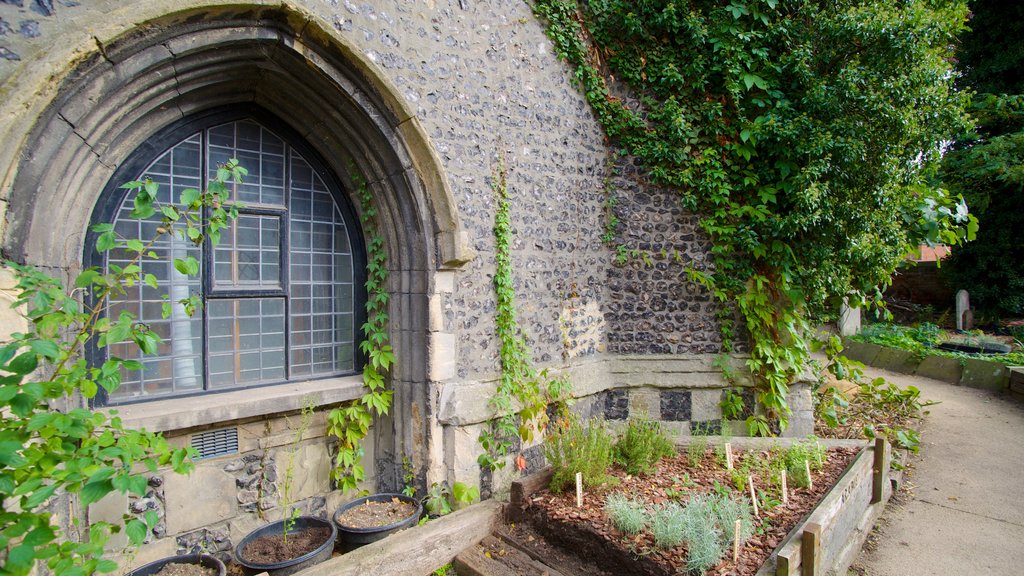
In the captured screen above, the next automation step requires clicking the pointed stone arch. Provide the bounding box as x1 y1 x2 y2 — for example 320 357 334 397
1 3 469 490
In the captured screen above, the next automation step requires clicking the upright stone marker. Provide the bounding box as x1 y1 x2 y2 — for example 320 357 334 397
838 302 861 336
956 290 972 331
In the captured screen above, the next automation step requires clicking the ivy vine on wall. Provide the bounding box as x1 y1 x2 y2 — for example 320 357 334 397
532 0 978 432
327 169 394 492
478 157 571 471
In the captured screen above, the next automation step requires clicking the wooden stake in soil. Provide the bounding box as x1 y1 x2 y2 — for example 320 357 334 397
801 522 822 576
575 472 583 508
733 519 742 563
725 443 734 470
872 436 886 504
805 459 813 491
781 469 789 505
748 475 759 518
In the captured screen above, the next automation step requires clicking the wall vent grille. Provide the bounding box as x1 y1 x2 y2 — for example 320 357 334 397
191 427 239 460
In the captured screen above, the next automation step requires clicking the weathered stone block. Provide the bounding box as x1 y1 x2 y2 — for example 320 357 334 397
688 389 719 421
959 358 1009 391
1010 367 1024 396
915 355 962 384
690 419 721 435
429 332 457 382
873 347 920 374
90 491 128 550
660 390 692 421
629 387 661 419
275 442 332 503
164 465 237 535
841 341 883 366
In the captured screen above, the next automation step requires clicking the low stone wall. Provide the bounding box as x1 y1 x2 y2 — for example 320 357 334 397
842 340 1014 392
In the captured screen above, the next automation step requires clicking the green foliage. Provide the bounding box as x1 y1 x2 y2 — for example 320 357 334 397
613 416 675 476
850 322 941 355
941 94 1024 316
431 564 457 576
604 494 647 536
0 161 246 576
649 502 686 549
281 399 316 543
687 434 708 468
401 456 416 498
533 0 976 432
327 169 394 493
678 493 754 574
423 482 452 517
479 157 572 471
543 416 616 493
720 389 746 421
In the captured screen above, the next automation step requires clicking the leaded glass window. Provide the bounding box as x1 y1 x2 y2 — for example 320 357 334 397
101 118 359 403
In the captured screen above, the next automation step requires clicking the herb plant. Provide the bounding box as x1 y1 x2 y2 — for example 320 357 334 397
613 416 675 475
604 494 647 536
649 502 686 549
543 415 615 493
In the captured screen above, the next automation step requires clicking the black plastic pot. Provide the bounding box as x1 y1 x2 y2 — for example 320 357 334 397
125 554 226 576
234 516 336 576
333 493 422 548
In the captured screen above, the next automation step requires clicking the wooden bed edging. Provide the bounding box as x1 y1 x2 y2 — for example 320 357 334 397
758 438 890 576
510 437 890 576
294 500 503 576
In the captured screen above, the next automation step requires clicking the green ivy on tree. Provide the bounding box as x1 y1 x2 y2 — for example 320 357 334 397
0 160 246 576
327 170 394 492
478 157 571 471
532 0 977 432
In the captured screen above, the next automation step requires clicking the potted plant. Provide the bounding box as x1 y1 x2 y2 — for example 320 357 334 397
234 515 336 576
125 554 226 576
332 493 422 549
235 403 336 576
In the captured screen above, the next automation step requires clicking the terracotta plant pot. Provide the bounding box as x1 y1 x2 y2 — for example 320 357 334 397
125 554 226 576
234 516 336 576
333 493 422 548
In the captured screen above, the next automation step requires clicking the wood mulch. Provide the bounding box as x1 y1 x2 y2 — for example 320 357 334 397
521 446 860 576
335 497 418 529
238 526 331 565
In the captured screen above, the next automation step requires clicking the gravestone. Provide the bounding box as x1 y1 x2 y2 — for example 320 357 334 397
955 290 972 331
838 303 861 336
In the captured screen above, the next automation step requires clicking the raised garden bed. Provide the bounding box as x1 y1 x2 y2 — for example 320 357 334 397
510 437 892 576
842 339 1016 391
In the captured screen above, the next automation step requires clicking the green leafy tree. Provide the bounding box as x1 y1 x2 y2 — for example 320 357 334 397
0 160 245 576
533 0 976 430
941 0 1024 316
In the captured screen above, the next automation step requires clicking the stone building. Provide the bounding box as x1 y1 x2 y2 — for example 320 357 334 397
0 0 810 566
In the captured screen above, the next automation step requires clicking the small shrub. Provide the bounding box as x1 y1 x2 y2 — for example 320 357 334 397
649 502 686 549
604 494 647 535
614 416 675 475
712 495 754 546
679 493 754 575
544 415 615 492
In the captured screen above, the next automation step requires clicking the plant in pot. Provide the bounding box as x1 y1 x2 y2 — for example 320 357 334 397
235 403 337 576
124 554 226 576
332 491 423 549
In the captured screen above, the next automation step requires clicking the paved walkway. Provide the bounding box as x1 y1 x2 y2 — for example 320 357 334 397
848 367 1024 575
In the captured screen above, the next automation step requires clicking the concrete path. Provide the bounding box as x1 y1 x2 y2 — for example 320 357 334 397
848 367 1024 576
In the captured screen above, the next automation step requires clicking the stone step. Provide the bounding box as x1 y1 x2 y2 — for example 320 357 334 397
453 535 566 576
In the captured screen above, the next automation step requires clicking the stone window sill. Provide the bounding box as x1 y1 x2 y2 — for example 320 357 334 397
113 375 365 434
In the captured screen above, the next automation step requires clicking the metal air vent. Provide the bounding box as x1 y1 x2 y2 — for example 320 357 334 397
191 427 239 460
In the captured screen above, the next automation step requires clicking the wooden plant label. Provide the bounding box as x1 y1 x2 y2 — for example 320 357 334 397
733 519 742 563
748 475 759 518
725 443 734 470
575 472 583 508
781 469 789 505
805 460 813 491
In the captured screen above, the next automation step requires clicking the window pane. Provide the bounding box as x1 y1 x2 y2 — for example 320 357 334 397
289 151 356 377
207 120 286 207
213 214 282 290
207 298 286 389
109 134 204 401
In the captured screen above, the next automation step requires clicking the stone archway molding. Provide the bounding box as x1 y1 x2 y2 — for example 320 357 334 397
0 0 472 271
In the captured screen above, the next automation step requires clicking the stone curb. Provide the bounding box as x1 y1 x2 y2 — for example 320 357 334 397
841 339 1013 392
